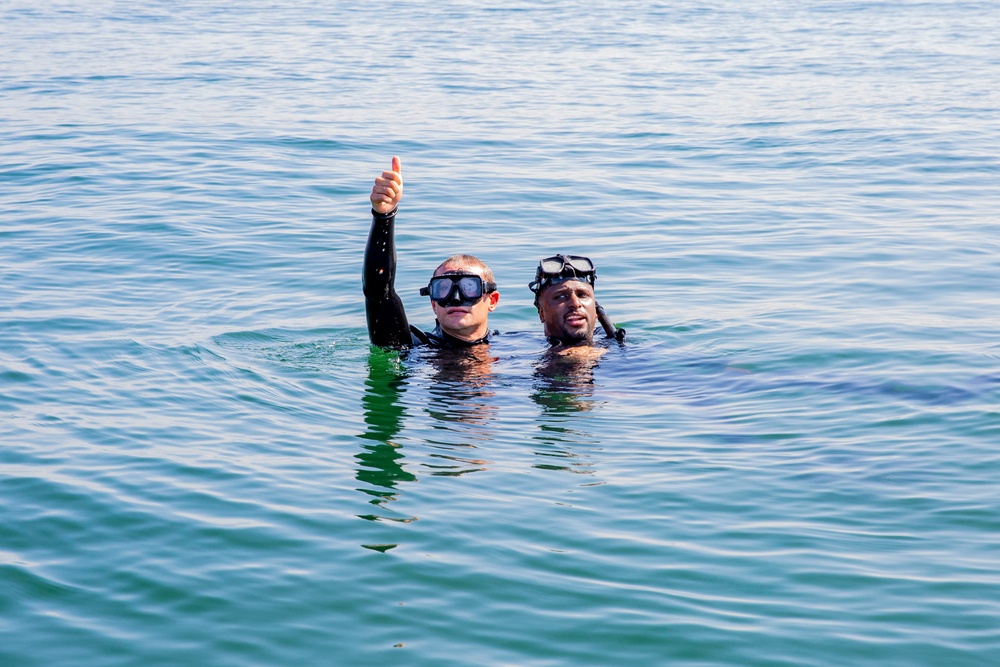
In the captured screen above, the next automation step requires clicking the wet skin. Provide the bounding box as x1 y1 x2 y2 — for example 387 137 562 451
430 265 500 342
537 280 598 346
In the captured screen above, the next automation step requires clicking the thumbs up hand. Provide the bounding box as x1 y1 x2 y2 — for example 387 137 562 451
370 156 403 214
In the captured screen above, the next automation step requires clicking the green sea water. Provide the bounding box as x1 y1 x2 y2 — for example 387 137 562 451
3 1 1000 665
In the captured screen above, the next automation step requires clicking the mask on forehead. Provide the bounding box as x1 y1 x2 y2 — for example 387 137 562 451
528 254 596 305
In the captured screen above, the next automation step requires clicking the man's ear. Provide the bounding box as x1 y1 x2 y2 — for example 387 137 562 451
487 291 500 311
537 305 545 323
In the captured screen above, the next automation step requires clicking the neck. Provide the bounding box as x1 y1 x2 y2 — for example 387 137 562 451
444 322 489 342
435 323 491 346
546 335 594 348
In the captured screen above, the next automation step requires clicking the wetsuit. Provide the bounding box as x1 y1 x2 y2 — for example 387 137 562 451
363 207 494 349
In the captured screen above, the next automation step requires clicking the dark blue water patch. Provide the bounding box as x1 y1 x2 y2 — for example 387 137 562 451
2 315 122 336
245 135 366 152
737 370 985 409
0 369 33 384
0 161 92 185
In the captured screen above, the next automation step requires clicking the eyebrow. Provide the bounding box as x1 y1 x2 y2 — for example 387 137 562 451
553 285 592 296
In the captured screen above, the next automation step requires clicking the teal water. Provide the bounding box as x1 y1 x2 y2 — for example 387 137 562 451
3 1 1000 665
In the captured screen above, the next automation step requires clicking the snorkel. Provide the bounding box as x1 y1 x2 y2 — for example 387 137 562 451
595 303 620 340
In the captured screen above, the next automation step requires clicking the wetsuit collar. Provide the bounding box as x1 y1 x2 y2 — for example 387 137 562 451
428 323 492 348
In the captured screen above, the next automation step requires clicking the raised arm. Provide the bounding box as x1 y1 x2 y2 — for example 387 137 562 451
363 157 413 348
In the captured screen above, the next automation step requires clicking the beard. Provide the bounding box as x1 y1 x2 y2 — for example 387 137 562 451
552 317 594 345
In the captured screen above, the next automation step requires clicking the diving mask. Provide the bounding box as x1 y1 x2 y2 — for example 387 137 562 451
420 273 496 306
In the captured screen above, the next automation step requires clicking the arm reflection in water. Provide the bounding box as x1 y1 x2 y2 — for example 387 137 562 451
356 347 495 530
421 346 497 476
357 350 417 524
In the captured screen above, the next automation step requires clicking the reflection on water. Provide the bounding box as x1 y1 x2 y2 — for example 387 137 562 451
532 346 606 416
356 351 416 531
355 346 499 547
421 346 497 477
531 346 609 475
423 346 498 425
356 343 614 541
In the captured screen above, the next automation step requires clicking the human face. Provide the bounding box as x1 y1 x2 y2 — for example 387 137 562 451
537 280 597 346
430 266 500 341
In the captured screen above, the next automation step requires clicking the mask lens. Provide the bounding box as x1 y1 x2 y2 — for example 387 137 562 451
428 275 485 303
540 257 565 274
564 256 594 273
428 277 456 301
457 276 484 300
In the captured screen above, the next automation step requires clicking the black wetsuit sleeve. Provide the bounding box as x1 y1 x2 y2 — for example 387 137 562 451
363 207 412 348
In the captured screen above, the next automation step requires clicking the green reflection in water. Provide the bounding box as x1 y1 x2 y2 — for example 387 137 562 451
356 350 417 525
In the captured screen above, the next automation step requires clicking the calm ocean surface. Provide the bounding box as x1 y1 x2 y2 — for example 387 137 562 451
3 1 1000 665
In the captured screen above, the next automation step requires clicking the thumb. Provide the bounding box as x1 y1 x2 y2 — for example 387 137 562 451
391 156 401 174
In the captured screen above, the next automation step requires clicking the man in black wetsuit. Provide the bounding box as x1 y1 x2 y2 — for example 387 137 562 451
364 156 500 349
528 254 624 349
